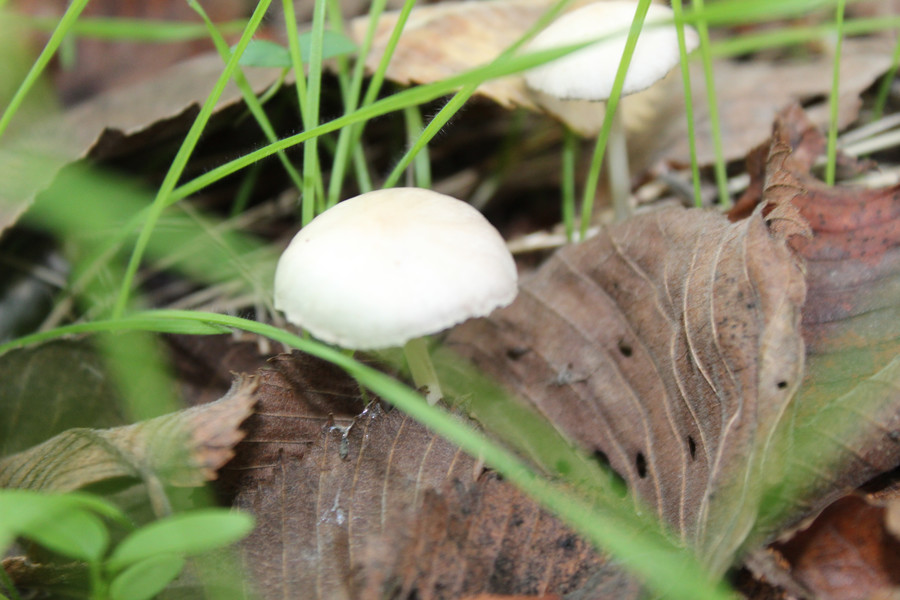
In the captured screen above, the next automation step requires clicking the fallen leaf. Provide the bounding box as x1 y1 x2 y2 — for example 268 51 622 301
349 1 892 165
775 494 900 600
0 52 282 236
0 375 257 491
14 0 249 104
221 353 635 600
727 105 900 539
447 198 807 574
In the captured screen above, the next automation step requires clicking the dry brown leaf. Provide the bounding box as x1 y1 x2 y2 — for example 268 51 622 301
774 495 900 600
350 1 892 165
0 375 257 491
222 353 634 600
0 53 282 236
14 0 247 104
448 199 806 574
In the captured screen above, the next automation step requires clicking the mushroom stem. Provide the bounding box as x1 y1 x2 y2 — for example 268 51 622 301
606 109 631 222
403 337 443 405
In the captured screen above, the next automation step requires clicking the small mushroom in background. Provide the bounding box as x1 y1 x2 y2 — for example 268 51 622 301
273 187 519 405
524 1 699 223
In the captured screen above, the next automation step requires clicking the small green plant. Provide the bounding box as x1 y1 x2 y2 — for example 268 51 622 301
0 490 253 600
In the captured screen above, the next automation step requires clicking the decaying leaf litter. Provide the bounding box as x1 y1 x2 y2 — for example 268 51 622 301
3 0 900 598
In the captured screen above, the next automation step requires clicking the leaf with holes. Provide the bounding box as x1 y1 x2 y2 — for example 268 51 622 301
448 196 807 574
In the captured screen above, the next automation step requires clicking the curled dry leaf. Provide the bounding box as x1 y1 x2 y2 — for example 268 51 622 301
0 375 257 491
222 353 634 600
729 105 900 539
448 200 807 573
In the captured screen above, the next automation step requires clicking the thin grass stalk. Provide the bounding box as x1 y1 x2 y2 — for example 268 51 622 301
111 0 273 319
0 0 89 139
873 33 900 121
671 0 703 208
281 0 309 119
562 129 577 241
709 15 900 57
20 16 249 42
383 0 576 192
297 0 328 224
327 0 417 204
825 0 846 186
325 0 389 206
692 0 730 208
579 0 651 238
403 105 432 188
325 0 353 104
169 42 598 204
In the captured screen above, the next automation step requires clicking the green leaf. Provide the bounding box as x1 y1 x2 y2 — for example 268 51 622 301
21 508 109 561
107 509 254 572
109 554 186 600
0 491 124 552
238 32 356 67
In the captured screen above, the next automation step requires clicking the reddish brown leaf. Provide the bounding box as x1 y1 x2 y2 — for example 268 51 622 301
448 200 807 573
730 106 900 538
775 495 900 600
222 353 634 600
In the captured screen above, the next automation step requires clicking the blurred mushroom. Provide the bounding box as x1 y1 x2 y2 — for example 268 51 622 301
524 1 699 222
274 187 518 404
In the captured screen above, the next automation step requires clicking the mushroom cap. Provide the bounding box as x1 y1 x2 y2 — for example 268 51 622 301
274 188 518 350
524 2 699 101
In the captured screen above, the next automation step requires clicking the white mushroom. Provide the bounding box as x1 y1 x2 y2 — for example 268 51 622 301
524 1 699 222
274 187 518 404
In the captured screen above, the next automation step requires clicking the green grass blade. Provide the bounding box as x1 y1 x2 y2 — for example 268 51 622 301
111 0 273 320
23 16 248 42
383 90 473 188
324 0 388 206
825 0 846 186
707 15 900 57
281 0 309 120
580 0 651 238
562 128 577 241
403 105 432 188
169 42 604 203
300 0 328 224
873 33 900 121
0 0 89 139
187 0 304 193
327 0 415 205
383 0 575 191
692 0 730 209
672 0 703 208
